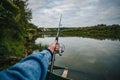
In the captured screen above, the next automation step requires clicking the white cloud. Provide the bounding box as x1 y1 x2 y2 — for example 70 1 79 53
28 0 120 27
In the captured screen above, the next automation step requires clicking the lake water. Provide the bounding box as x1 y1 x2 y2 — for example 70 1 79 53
35 37 120 80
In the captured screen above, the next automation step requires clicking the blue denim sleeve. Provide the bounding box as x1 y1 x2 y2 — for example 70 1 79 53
0 50 52 80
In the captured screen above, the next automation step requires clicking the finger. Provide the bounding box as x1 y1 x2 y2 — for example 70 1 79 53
55 47 59 51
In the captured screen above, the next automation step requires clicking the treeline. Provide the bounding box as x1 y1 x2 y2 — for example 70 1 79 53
0 0 38 57
42 24 120 40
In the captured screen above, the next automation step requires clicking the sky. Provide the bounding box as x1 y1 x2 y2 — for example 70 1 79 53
28 0 120 28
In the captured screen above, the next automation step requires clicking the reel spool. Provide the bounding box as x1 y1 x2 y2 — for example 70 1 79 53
56 43 65 56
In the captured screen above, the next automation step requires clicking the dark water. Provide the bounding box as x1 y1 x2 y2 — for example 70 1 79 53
35 37 120 80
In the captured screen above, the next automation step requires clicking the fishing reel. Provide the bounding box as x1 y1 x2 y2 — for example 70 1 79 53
58 43 65 56
55 43 65 56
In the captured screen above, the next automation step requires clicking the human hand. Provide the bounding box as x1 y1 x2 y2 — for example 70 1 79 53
48 41 59 53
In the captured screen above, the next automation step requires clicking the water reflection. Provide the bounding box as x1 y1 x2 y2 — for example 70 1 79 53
35 37 120 80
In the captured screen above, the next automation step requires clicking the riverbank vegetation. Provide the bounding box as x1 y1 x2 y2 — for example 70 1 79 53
0 0 40 69
42 24 120 40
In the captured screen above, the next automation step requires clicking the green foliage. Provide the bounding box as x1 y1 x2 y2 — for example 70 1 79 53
13 0 32 22
32 44 48 52
43 24 120 40
0 0 34 57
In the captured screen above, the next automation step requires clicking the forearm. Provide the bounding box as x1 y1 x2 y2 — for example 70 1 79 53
0 50 51 80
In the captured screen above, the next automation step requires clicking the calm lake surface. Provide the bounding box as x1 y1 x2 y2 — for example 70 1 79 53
35 37 120 80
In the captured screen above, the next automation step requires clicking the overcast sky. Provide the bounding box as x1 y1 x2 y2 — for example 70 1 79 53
28 0 120 27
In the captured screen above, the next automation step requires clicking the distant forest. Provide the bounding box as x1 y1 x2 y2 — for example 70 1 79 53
42 24 120 40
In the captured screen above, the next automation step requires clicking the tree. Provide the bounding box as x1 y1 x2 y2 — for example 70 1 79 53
0 0 32 57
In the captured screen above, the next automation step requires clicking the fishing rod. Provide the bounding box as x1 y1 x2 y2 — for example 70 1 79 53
50 14 65 72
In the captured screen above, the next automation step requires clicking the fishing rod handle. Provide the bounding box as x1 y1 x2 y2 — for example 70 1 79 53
55 37 58 42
